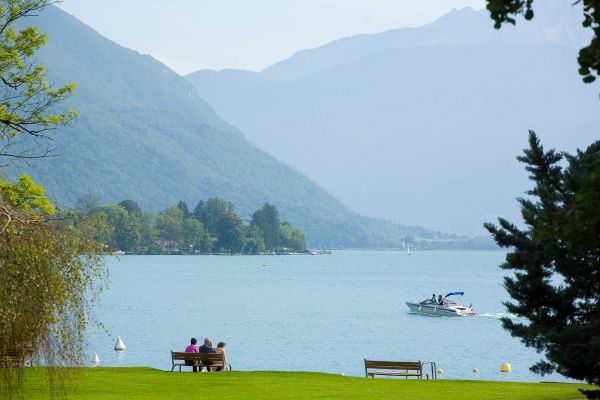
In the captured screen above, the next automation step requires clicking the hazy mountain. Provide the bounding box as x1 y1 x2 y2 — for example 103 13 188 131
2 5 478 249
260 4 589 82
186 3 600 234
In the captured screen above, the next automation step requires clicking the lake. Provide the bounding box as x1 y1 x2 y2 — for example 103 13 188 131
87 251 562 381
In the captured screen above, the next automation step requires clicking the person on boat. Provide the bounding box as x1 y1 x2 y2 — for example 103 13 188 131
438 295 444 306
199 338 217 370
185 337 200 372
431 294 437 304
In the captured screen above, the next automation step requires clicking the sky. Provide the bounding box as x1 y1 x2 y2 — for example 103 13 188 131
57 0 484 75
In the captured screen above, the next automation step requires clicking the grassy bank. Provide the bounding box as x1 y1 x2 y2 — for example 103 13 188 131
22 368 590 400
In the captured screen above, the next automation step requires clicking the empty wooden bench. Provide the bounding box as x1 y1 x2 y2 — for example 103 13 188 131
364 359 430 379
171 351 231 372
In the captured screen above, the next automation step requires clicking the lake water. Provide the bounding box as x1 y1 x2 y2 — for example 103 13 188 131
87 251 564 382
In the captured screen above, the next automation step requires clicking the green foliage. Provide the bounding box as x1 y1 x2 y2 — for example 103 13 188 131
486 0 600 83
242 224 266 254
181 218 206 251
0 173 54 214
76 195 307 255
0 0 77 161
215 211 244 253
158 206 183 246
192 198 249 253
93 204 140 252
74 192 100 213
176 201 191 219
251 203 281 249
250 203 306 252
118 199 141 217
0 178 106 399
485 132 600 395
287 226 307 253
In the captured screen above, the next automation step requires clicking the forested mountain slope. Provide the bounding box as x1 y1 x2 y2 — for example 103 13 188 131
3 6 474 248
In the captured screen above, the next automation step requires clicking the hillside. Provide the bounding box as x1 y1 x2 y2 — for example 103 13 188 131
1 6 473 249
186 3 600 235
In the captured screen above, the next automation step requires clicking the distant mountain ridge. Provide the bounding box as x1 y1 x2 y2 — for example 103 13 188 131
261 5 587 82
1 5 484 249
186 2 599 235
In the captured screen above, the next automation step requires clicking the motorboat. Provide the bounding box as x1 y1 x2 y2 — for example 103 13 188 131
406 291 475 317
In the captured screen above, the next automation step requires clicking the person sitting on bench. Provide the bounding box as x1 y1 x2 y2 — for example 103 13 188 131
184 338 200 372
199 338 216 370
214 342 227 371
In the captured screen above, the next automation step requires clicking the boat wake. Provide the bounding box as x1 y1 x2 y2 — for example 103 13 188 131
477 312 524 320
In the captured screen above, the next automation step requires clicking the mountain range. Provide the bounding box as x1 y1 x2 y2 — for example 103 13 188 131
1 5 480 249
186 2 600 234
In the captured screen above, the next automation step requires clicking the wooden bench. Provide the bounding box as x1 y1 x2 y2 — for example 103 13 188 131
364 359 430 379
171 351 231 372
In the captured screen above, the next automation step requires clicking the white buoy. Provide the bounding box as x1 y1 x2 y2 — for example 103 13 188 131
93 352 101 366
114 336 126 351
340 372 345 376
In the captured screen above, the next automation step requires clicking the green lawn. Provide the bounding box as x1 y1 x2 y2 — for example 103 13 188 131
22 368 590 400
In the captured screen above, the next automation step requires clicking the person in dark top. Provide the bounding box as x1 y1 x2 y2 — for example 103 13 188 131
438 294 444 306
199 338 216 370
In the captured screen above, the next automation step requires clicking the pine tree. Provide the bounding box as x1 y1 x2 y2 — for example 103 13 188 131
485 131 600 398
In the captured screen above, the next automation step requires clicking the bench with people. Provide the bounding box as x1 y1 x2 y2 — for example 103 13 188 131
171 337 231 372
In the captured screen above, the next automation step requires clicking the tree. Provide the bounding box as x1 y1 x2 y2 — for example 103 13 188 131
139 212 160 253
251 203 282 250
0 176 106 399
485 132 600 397
278 221 307 253
93 204 140 252
242 224 265 254
486 0 600 83
0 0 77 162
181 218 206 252
118 199 142 217
193 197 236 237
158 206 183 247
74 193 101 213
176 200 191 219
288 228 307 253
215 210 244 253
0 3 104 398
0 173 53 213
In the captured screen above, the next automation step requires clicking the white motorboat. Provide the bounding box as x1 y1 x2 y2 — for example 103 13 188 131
406 292 475 317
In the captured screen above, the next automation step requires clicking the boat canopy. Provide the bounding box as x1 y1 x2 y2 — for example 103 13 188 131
445 291 464 298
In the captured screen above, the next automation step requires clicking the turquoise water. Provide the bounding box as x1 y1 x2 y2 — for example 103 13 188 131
87 251 561 381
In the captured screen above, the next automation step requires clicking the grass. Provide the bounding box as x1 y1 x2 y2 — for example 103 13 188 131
21 367 591 400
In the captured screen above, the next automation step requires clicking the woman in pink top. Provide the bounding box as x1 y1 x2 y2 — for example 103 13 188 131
185 338 200 372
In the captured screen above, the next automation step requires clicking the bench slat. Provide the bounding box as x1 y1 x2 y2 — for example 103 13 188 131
368 372 422 376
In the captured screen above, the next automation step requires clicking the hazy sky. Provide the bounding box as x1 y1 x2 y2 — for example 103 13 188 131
57 0 484 75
